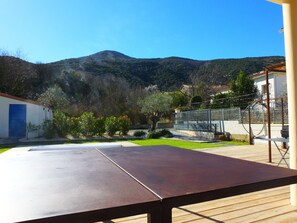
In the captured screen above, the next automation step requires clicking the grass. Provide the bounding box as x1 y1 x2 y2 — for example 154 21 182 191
0 148 10 154
129 139 248 150
0 137 248 153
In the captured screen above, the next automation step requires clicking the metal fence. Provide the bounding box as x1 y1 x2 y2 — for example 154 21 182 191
174 98 288 133
174 108 241 133
242 97 288 124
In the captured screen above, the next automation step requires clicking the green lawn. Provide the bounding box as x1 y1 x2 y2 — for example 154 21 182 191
0 138 247 153
129 139 248 150
0 148 10 154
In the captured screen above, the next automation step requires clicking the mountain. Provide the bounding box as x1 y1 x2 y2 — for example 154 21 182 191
48 51 284 89
80 50 133 61
0 50 284 100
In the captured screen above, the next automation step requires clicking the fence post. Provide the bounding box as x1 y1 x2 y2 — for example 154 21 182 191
265 69 272 163
281 98 287 148
209 108 212 132
248 106 253 145
222 109 225 133
187 111 189 130
281 98 285 127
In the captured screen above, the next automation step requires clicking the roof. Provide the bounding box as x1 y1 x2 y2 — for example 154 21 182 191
212 85 230 94
267 0 282 5
0 92 50 108
264 61 286 72
251 61 286 80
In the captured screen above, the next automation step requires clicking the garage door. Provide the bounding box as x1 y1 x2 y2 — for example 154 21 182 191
9 104 27 138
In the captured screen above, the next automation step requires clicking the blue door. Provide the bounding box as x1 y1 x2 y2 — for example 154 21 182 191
9 104 27 138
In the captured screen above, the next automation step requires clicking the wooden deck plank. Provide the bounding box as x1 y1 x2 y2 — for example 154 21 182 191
176 200 293 223
173 193 289 222
99 144 296 223
253 211 297 223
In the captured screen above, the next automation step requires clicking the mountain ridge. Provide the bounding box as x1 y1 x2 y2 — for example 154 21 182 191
0 50 285 100
49 50 283 65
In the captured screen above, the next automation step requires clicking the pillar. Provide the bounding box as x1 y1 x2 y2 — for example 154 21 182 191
281 0 297 206
268 0 297 205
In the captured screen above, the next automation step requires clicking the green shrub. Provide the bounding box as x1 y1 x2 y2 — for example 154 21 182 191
118 115 131 135
105 116 119 137
67 117 80 138
79 112 96 137
159 129 173 138
147 129 173 139
42 120 56 139
133 130 146 137
94 117 106 136
147 131 162 139
53 110 69 137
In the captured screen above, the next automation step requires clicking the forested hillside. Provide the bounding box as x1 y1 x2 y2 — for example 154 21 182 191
0 50 284 119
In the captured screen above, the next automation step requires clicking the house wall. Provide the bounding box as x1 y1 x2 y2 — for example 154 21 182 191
274 73 287 98
253 72 287 100
0 96 52 138
254 74 276 98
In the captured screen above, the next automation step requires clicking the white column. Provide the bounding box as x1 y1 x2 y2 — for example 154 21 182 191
281 0 297 206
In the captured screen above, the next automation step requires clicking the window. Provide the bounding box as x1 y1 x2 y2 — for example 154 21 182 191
261 84 267 95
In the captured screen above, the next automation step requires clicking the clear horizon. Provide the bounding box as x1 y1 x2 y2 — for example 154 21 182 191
0 0 284 63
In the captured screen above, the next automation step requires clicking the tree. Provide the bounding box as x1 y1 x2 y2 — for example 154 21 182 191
230 70 257 108
37 85 70 109
188 72 213 107
171 90 189 108
0 55 38 98
190 95 202 108
138 91 173 131
211 93 232 109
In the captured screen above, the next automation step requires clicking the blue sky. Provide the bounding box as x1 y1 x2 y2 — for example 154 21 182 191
0 0 284 63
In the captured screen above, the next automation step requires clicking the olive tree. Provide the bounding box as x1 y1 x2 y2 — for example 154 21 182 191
138 91 173 131
37 85 70 109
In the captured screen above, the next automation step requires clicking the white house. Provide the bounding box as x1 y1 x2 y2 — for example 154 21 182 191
0 92 52 139
251 62 287 105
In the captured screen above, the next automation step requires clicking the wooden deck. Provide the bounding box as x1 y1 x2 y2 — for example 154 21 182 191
100 143 297 223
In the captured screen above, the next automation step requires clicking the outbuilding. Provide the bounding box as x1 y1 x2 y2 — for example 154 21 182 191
0 92 52 139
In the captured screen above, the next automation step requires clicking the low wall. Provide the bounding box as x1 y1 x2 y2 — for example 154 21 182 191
173 129 215 141
174 121 284 143
223 121 283 138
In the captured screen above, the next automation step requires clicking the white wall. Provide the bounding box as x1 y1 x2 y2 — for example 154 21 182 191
274 73 287 98
254 74 276 99
254 72 287 101
223 120 284 138
0 97 9 138
0 96 52 138
26 103 53 138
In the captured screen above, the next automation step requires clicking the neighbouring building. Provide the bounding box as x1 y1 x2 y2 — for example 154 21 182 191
0 92 52 139
211 85 230 95
251 62 287 105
